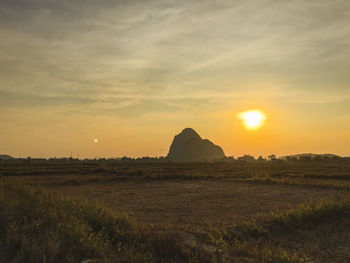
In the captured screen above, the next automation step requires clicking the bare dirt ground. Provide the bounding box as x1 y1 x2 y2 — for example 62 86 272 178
48 179 346 230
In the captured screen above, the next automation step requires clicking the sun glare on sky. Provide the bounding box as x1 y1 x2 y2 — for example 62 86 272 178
1 1 350 158
238 110 266 130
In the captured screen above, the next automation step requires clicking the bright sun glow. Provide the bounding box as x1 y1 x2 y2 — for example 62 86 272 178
238 110 266 130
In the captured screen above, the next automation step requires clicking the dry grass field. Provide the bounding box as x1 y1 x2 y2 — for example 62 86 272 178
1 159 350 262
51 180 345 230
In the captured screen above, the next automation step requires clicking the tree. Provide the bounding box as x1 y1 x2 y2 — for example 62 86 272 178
267 154 276 161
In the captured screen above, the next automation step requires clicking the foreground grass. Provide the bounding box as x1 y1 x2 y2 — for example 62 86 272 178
217 197 350 262
1 178 350 263
0 180 210 263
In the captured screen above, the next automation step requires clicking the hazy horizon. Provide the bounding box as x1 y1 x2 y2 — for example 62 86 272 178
1 0 350 158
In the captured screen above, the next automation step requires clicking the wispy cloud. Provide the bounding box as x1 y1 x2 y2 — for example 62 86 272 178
1 0 349 105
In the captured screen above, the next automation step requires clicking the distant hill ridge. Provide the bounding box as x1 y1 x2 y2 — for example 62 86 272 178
0 155 14 160
280 153 340 160
167 128 225 162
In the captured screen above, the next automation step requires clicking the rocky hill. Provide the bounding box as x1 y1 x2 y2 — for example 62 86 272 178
167 128 225 162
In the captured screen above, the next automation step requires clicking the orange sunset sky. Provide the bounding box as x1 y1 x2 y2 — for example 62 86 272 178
1 0 349 158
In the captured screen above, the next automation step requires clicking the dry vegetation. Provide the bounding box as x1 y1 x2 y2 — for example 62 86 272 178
1 159 350 262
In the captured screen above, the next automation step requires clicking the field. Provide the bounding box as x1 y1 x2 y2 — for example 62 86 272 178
1 159 350 262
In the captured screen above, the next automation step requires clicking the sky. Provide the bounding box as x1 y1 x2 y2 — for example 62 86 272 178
1 0 350 158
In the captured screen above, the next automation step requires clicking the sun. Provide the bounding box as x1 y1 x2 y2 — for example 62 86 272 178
238 110 266 130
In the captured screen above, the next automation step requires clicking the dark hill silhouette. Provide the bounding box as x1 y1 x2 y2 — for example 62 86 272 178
167 128 225 162
0 154 14 160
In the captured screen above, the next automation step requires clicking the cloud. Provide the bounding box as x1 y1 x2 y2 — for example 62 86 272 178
0 0 349 113
0 90 139 109
0 90 95 108
291 92 350 105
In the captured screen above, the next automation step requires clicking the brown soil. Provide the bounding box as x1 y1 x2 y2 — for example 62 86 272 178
51 179 346 230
